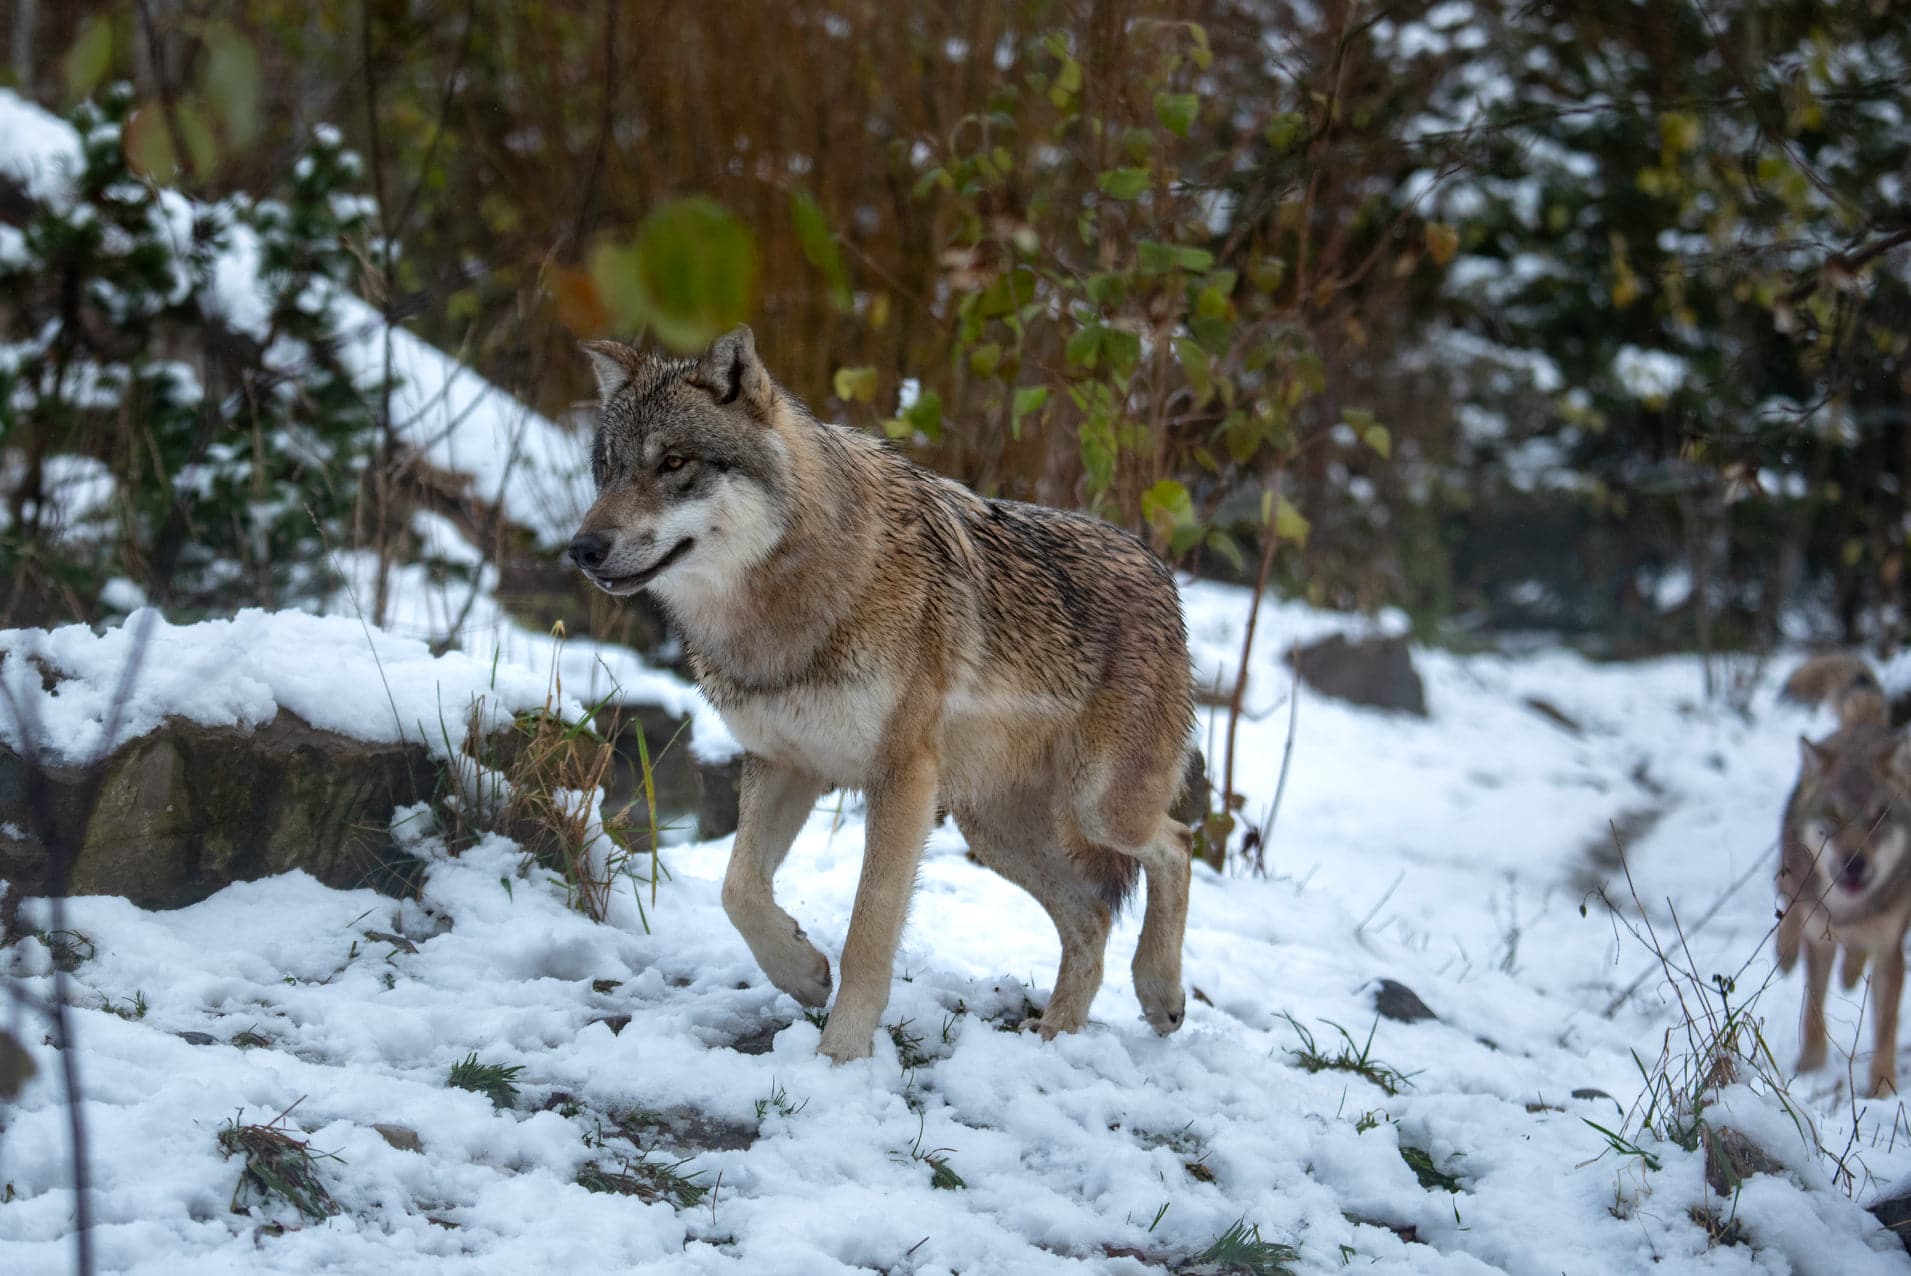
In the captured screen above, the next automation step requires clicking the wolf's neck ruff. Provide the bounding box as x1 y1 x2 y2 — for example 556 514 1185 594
652 406 891 697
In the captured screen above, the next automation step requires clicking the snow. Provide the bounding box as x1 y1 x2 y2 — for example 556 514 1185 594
1614 346 1690 403
6 582 1911 1274
0 92 82 208
332 298 591 547
0 609 577 765
0 87 593 552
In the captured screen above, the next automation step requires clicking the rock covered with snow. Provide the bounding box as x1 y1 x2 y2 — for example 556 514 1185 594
0 608 575 764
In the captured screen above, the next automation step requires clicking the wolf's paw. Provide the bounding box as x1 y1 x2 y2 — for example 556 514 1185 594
1795 1038 1828 1073
1135 978 1186 1035
816 1019 874 1063
766 937 832 1009
1021 999 1087 1040
1869 1067 1898 1100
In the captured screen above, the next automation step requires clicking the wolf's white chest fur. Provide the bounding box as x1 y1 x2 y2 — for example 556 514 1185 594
718 677 897 787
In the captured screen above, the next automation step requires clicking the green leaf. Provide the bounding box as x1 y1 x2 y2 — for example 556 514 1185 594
63 16 114 105
1173 245 1215 273
1101 328 1141 380
631 197 759 351
833 366 878 403
205 26 262 148
1097 168 1151 200
1247 255 1287 293
1153 91 1199 137
902 389 943 441
1139 241 1213 275
968 342 1002 378
1273 495 1310 546
1065 325 1104 370
1343 408 1390 459
1141 478 1194 531
174 100 221 179
791 190 851 310
1186 23 1213 70
1079 411 1116 496
1011 385 1049 435
1264 112 1306 153
1085 272 1127 307
587 238 648 331
1175 337 1214 407
1205 528 1246 571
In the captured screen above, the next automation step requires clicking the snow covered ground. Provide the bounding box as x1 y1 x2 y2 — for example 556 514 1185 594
5 583 1911 1275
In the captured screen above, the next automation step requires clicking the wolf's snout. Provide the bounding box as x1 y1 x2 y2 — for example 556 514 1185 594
568 531 610 572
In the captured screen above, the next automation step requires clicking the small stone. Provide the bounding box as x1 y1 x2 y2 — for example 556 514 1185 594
697 755 745 840
1702 1125 1787 1198
588 1014 631 1036
373 1123 423 1154
174 1030 217 1046
1867 1185 1911 1254
1288 633 1427 716
1372 979 1436 1024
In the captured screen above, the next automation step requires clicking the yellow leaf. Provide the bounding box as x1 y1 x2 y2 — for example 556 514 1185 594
1424 222 1460 266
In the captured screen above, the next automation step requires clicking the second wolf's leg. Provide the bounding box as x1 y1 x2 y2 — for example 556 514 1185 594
722 756 832 1007
1797 938 1834 1073
817 753 939 1063
1868 944 1904 1099
958 801 1114 1038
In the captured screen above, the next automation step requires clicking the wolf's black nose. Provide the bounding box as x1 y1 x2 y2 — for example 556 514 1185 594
568 531 610 571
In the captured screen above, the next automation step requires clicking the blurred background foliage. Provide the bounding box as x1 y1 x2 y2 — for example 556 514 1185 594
1 0 1907 659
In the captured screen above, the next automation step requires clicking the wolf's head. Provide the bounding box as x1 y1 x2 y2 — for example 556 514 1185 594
1785 728 1911 921
569 326 791 604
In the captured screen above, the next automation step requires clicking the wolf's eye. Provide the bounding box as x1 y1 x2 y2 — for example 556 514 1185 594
659 454 688 474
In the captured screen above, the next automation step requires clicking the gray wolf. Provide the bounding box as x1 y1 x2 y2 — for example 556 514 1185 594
1777 651 1911 1097
569 326 1194 1062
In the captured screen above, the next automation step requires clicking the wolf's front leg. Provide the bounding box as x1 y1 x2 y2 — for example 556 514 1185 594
817 753 938 1063
1869 944 1905 1100
722 756 833 1007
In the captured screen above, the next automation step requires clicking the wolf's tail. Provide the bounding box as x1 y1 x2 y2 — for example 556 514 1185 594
1782 652 1886 728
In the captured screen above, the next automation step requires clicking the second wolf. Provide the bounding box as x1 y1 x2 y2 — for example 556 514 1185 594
1777 652 1911 1097
569 327 1195 1062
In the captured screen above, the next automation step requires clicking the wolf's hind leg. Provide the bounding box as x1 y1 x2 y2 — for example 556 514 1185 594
959 800 1114 1038
1077 802 1190 1035
722 756 832 1008
1797 938 1834 1073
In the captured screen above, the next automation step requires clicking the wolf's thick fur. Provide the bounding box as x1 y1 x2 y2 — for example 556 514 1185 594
1777 652 1911 1097
571 327 1195 1061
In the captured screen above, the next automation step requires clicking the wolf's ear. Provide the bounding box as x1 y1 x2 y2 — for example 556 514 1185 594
1799 735 1828 777
1888 737 1911 781
579 340 632 398
690 325 772 419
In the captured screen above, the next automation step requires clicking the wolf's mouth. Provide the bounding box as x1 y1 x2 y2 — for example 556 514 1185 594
589 537 695 594
1838 853 1872 894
